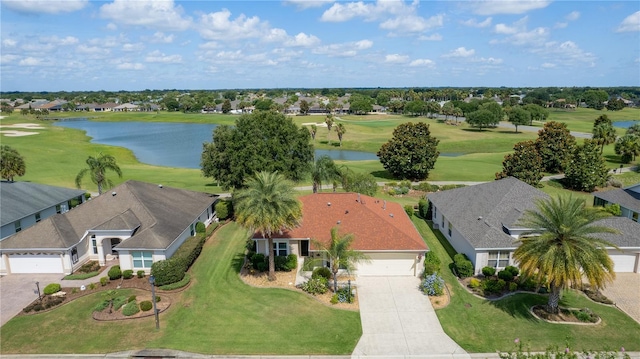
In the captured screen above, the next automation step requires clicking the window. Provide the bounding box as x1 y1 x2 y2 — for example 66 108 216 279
91 236 98 254
593 197 606 207
273 242 288 257
433 207 437 220
14 220 21 233
56 204 62 214
488 251 510 268
132 251 153 268
633 212 639 222
35 212 41 223
71 247 79 264
448 221 452 236
190 223 195 236
442 216 445 228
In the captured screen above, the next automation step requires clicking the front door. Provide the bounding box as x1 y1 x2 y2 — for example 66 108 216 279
300 240 309 257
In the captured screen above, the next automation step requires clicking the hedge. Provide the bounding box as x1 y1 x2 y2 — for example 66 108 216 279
453 253 474 278
215 199 233 220
151 229 208 286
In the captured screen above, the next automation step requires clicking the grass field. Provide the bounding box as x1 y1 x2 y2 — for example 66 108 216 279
0 223 362 355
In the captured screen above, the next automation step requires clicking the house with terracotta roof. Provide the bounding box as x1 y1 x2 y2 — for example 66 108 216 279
252 192 428 277
428 177 640 274
0 181 219 275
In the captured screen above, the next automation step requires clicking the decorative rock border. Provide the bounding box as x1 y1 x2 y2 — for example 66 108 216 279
529 305 602 325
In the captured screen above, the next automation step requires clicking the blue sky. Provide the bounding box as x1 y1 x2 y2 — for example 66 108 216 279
1 0 638 91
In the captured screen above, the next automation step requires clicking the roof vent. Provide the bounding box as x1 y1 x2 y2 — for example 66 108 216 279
337 220 341 225
383 200 386 210
158 184 163 188
327 202 331 206
478 216 482 220
357 193 361 202
111 192 117 196
345 210 349 214
389 213 394 218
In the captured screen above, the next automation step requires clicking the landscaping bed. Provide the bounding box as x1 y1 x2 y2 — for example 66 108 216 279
92 289 170 321
531 305 600 324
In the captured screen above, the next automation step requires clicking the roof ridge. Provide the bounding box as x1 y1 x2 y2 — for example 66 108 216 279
123 181 158 228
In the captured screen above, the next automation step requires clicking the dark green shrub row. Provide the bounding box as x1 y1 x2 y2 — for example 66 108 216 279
140 300 153 311
123 270 134 279
158 273 190 290
43 283 61 295
418 199 428 218
108 265 122 280
151 228 208 286
452 253 474 278
23 296 65 313
482 266 496 277
248 253 297 272
404 205 414 217
122 301 140 316
63 271 100 280
215 199 233 220
483 278 506 294
312 267 332 280
423 251 441 277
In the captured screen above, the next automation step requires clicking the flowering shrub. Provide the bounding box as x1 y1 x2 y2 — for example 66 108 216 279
419 273 445 296
300 277 328 295
336 287 354 303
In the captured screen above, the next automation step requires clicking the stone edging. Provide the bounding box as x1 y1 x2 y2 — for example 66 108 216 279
528 305 602 325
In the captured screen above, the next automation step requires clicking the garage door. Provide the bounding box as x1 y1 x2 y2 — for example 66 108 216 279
356 252 420 276
8 253 64 274
610 254 637 273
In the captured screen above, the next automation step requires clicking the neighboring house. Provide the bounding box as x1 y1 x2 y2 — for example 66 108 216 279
0 181 86 240
252 193 428 277
113 103 139 112
592 183 640 223
428 177 640 274
0 181 219 275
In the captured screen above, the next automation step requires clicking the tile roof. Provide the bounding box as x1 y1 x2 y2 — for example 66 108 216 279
0 181 218 251
0 181 86 226
592 184 640 213
427 177 550 249
255 193 428 252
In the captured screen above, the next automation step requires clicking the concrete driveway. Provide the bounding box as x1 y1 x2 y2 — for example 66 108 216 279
352 276 469 359
601 273 640 324
0 273 65 326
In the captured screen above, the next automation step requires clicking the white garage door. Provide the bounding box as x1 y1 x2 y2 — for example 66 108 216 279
610 254 637 273
8 253 64 274
356 252 420 276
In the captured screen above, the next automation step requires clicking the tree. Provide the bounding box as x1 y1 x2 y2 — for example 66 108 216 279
201 111 314 190
523 104 549 126
614 134 640 163
312 226 369 292
466 109 498 131
377 122 439 180
0 145 26 182
583 89 608 109
309 124 317 141
592 120 617 154
441 101 455 120
564 139 610 192
404 100 426 116
234 171 302 280
339 168 378 196
626 123 640 136
507 107 531 133
535 121 576 173
495 140 544 187
324 115 334 143
514 196 618 314
335 123 346 147
299 100 309 115
221 99 232 114
75 153 122 195
311 155 340 193
349 98 373 115
606 98 626 111
426 101 440 118
480 101 504 122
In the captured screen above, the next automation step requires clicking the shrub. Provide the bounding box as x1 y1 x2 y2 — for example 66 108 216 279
128 295 137 303
122 270 134 279
151 259 186 286
100 277 109 286
285 254 297 271
195 221 206 234
504 265 520 277
418 199 428 218
140 300 153 312
43 296 65 309
158 273 191 291
251 253 266 270
215 200 233 220
415 182 439 192
604 203 622 216
78 261 100 273
608 179 623 188
404 205 414 217
112 296 128 311
312 267 332 280
300 277 328 295
88 283 97 290
137 270 145 278
424 251 441 266
33 304 44 312
155 296 161 303
469 278 481 289
423 262 439 276
440 184 466 191
420 273 445 296
482 278 506 294
172 232 207 271
93 300 109 312
574 308 598 323
108 265 122 280
498 270 515 282
453 253 474 278
256 261 268 272
122 301 140 316
330 294 339 304
482 266 496 277
509 282 518 292
43 283 61 295
71 288 78 294
336 286 355 303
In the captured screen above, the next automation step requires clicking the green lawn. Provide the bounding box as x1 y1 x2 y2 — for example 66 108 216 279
412 217 640 353
0 223 362 355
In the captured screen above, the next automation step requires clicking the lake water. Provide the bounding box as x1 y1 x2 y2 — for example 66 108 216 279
613 120 640 129
54 119 377 168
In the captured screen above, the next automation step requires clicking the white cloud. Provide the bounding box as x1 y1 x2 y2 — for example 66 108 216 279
380 14 443 34
473 57 503 64
2 0 87 14
494 16 528 34
541 62 556 68
1 54 20 64
320 1 377 22
384 54 409 63
617 11 640 32
2 39 17 47
443 47 475 58
418 33 443 41
461 17 492 28
100 0 192 31
198 9 268 40
122 43 144 52
409 58 435 67
41 36 79 46
492 27 549 46
76 44 110 57
117 62 145 70
470 0 550 15
283 0 333 9
312 39 373 57
150 32 175 44
555 22 568 29
106 23 118 31
532 40 596 64
19 57 41 66
284 33 321 47
145 50 182 63
199 41 219 50
565 11 580 21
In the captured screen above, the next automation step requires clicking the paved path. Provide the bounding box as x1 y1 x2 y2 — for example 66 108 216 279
352 276 469 359
601 273 640 324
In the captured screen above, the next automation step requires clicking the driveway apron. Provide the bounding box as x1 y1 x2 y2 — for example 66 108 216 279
352 276 469 359
601 273 640 324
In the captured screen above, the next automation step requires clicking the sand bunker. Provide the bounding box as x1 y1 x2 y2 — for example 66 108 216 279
0 123 45 130
0 130 39 137
302 122 328 127
0 123 44 137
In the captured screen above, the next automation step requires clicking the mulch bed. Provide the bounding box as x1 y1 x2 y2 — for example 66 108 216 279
91 289 171 321
531 305 600 325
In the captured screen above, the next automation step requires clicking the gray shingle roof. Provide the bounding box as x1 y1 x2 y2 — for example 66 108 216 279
0 181 86 226
592 185 640 213
595 217 640 248
0 181 218 251
427 177 550 249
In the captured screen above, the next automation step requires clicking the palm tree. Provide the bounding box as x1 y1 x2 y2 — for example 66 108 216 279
335 123 346 147
234 171 302 280
614 134 640 163
311 155 340 193
592 123 617 154
309 124 317 141
0 145 26 182
312 226 369 292
514 196 618 314
325 115 334 143
75 153 122 195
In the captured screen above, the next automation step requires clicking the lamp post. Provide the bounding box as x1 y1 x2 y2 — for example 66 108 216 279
35 281 41 301
149 275 159 329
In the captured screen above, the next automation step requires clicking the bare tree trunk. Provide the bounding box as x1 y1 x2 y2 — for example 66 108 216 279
333 270 338 292
547 283 560 314
268 236 276 281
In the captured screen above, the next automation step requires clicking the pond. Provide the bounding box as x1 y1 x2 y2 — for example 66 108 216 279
613 120 640 129
54 119 378 168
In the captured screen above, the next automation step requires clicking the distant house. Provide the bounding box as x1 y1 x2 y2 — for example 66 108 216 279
113 103 139 112
0 181 219 275
593 183 640 223
0 181 86 240
428 177 640 274
252 193 428 277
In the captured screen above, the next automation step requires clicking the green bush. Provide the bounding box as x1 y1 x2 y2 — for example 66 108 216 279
112 296 128 311
128 295 137 303
251 253 266 270
93 300 109 312
256 261 268 272
286 254 297 271
100 277 109 286
423 262 439 276
172 231 207 272
453 253 474 278
418 199 428 218
151 259 186 286
122 301 140 316
158 273 191 290
137 270 145 278
509 282 518 292
518 276 537 291
330 294 339 304
140 300 153 312
404 205 414 217
504 265 520 277
440 184 466 191
482 278 506 294
300 277 328 295
195 221 205 234
272 255 297 272
424 251 441 266
498 269 515 282
108 265 122 280
122 270 134 279
420 273 445 296
469 278 481 289
78 261 100 273
414 182 439 192
43 283 61 295
155 296 161 303
482 266 496 277
312 267 332 280
215 200 233 220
